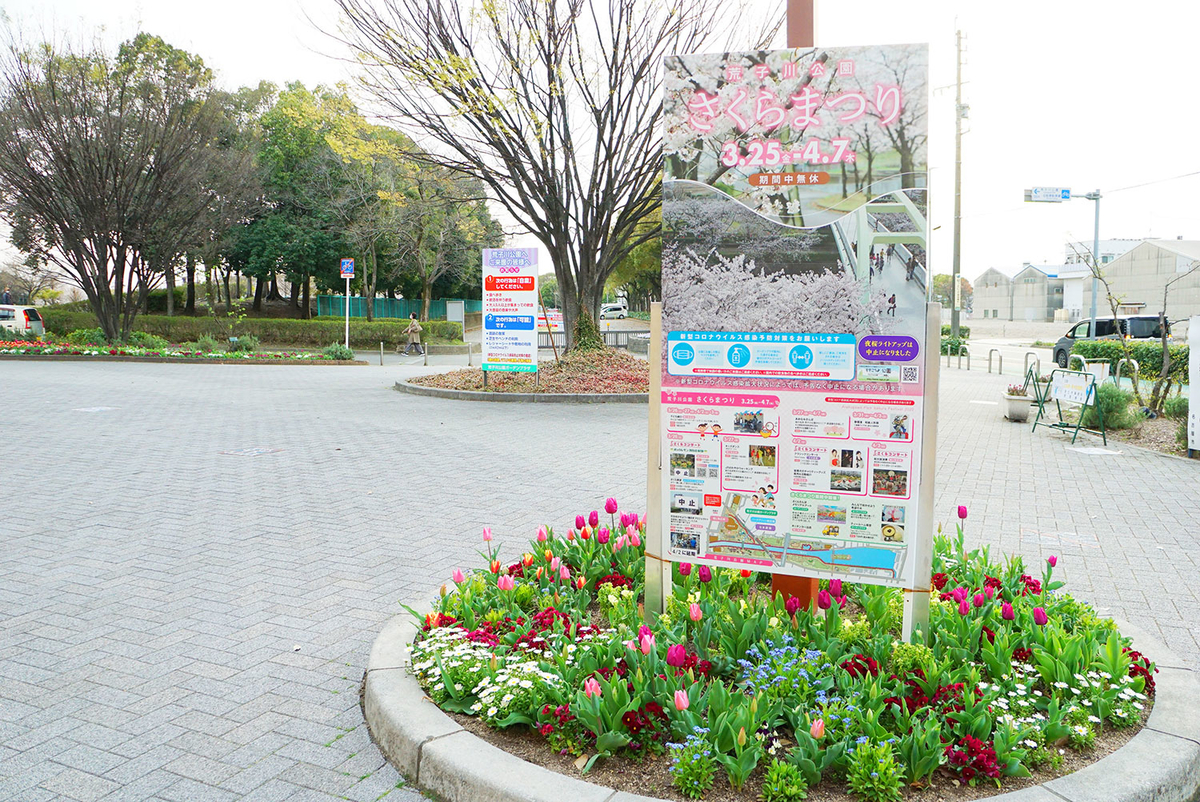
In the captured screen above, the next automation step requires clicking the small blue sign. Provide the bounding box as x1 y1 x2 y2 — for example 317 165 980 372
672 343 695 366
340 258 354 278
484 314 535 330
727 344 751 367
788 345 814 369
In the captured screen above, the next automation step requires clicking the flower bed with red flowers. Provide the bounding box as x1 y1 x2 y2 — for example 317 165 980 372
403 502 1154 801
408 347 648 394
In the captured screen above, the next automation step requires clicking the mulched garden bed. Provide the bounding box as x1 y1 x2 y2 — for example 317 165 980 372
409 347 648 394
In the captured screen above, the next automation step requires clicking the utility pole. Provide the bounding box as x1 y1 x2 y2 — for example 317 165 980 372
950 30 964 339
1086 190 1101 336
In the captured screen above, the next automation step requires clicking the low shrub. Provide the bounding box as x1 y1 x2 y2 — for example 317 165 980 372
940 324 970 339
1177 419 1189 450
195 334 220 353
1163 395 1189 421
322 343 355 360
1071 339 1188 383
42 309 462 348
940 336 968 356
127 331 169 350
64 327 107 346
227 334 260 353
1080 383 1139 430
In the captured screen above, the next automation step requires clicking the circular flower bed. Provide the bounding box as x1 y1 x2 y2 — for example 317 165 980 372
409 347 648 394
0 340 341 360
408 501 1155 801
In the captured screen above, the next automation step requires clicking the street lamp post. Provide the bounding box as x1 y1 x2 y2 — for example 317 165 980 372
1023 187 1101 334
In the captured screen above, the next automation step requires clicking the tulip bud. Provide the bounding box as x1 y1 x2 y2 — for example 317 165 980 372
689 602 703 622
483 526 493 542
785 596 801 616
537 527 547 542
566 529 575 541
958 598 970 616
817 590 831 610
575 515 586 530
576 577 586 590
583 677 601 698
698 565 712 584
829 579 843 597
810 718 825 739
588 510 599 528
605 497 619 514
452 568 466 584
560 565 570 582
973 593 985 608
673 689 690 711
666 644 686 667
737 727 747 747
984 585 995 600
490 655 498 671
439 584 447 597
630 532 641 548
1047 555 1058 568
1033 607 1049 626
1001 602 1014 620
544 549 553 562
740 569 752 578
957 505 968 520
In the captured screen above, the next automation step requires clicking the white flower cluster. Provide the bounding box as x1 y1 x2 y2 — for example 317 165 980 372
471 661 563 724
408 628 494 705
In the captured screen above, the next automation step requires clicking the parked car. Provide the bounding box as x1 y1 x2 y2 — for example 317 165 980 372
599 302 627 320
1052 314 1168 368
0 305 45 339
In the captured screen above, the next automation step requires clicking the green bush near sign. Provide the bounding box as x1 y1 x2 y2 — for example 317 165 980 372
42 309 462 347
940 324 969 339
1071 340 1189 382
939 336 967 355
1079 384 1138 430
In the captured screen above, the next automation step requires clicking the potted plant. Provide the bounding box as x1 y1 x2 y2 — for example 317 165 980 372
1004 383 1033 422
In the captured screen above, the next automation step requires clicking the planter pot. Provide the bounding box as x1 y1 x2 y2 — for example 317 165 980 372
1004 393 1032 422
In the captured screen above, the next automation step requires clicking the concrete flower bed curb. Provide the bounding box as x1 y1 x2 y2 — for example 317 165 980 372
0 353 366 366
394 379 648 404
363 613 1200 802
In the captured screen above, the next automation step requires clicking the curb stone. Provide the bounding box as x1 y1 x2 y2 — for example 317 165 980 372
394 379 648 404
364 614 1200 802
0 353 366 366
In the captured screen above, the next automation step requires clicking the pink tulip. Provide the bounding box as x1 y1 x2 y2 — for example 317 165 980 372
952 586 968 604
957 505 968 520
560 565 570 581
698 565 712 584
631 532 641 548
666 644 686 667
589 510 600 528
1001 602 1015 620
483 526 493 542
639 632 655 655
673 689 690 711
451 568 465 584
597 527 610 545
958 598 970 616
498 575 515 591
689 603 703 622
785 596 801 616
605 497 619 514
829 579 843 598
678 562 692 576
550 557 561 571
1047 555 1058 568
583 678 601 698
575 515 586 530
973 593 985 608
639 514 646 529
984 585 995 600
537 527 547 542
835 594 847 610
817 590 831 610
638 624 652 640
1033 607 1049 626
810 718 825 739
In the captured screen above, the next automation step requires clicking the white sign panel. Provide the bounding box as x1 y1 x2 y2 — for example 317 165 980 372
1051 370 1093 405
1028 187 1071 203
482 249 538 373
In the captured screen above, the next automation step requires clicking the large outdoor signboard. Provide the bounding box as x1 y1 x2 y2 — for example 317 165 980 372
482 248 538 373
659 45 931 589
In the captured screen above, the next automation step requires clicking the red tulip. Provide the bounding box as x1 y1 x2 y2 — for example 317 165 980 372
817 590 831 610
1033 607 1049 626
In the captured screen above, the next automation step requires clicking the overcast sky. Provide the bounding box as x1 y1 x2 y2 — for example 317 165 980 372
6 0 1198 281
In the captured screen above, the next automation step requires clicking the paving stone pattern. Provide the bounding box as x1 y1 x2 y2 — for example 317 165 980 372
1 360 1197 801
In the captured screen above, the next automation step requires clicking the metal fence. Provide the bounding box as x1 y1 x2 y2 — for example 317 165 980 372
538 330 649 350
315 296 482 319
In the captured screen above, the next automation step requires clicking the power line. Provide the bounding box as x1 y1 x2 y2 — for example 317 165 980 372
1104 170 1200 194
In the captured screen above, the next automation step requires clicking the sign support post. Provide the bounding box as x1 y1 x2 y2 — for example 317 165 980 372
643 303 670 622
902 304 940 643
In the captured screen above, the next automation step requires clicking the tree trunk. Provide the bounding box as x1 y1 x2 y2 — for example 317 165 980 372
252 274 265 311
165 259 176 317
365 244 378 322
301 275 311 320
421 278 433 321
269 271 282 301
184 253 196 314
899 150 914 188
205 263 216 310
223 269 232 314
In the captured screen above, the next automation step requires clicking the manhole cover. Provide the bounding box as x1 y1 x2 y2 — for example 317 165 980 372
220 448 283 457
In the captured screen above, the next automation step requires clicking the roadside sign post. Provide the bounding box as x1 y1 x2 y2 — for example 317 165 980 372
340 258 354 349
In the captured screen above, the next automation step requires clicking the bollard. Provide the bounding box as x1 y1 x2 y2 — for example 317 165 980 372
988 349 1002 375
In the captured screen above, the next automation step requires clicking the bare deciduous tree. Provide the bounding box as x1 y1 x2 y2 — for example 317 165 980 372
332 0 781 346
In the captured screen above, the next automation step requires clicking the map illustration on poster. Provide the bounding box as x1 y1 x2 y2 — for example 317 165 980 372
660 45 930 588
482 248 539 373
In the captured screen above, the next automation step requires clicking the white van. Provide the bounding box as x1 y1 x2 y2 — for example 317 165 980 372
0 305 45 339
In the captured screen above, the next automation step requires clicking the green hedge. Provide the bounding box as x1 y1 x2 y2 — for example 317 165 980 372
940 336 968 355
1070 340 1189 382
940 324 970 339
41 309 462 348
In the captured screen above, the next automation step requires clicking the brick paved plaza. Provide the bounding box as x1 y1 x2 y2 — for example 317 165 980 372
2 359 1197 801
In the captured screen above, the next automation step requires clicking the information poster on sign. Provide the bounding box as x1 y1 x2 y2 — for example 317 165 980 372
482 248 538 373
660 44 930 588
1189 316 1199 454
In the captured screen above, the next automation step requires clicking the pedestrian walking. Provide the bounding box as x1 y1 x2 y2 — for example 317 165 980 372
1 287 11 304
887 294 897 316
906 255 916 282
404 313 424 355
